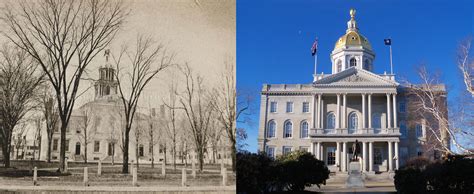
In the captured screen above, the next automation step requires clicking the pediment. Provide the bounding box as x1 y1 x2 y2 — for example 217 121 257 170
313 67 398 87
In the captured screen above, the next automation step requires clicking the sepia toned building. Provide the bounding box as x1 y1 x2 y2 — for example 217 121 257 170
39 53 231 165
257 9 449 174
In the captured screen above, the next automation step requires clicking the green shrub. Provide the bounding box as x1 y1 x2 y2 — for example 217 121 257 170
275 151 330 191
236 151 274 194
394 155 474 194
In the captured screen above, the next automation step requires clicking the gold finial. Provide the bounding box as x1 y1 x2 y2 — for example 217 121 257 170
350 8 356 19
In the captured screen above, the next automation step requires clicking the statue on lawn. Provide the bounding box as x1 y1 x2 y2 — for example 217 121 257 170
351 140 361 161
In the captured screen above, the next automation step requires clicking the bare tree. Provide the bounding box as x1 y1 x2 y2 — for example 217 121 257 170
112 35 173 173
33 117 42 160
178 64 214 171
207 117 222 164
457 38 474 96
1 0 127 172
0 45 43 167
77 107 99 163
163 78 180 170
37 85 59 163
146 108 160 168
210 61 248 171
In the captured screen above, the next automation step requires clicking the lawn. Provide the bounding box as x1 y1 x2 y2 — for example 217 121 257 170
0 160 235 187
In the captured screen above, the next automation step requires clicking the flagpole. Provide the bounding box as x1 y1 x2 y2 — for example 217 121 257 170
389 44 393 74
314 52 318 75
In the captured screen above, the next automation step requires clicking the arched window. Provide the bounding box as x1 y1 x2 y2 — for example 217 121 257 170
348 112 358 133
284 120 293 138
364 59 370 70
400 122 407 138
327 113 336 129
350 58 357 67
300 121 309 138
337 60 342 72
267 120 276 138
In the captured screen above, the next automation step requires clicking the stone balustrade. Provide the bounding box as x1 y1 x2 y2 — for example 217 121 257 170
310 127 400 136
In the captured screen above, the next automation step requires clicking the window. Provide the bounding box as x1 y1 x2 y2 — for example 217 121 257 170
302 102 310 113
286 102 293 113
139 144 144 157
327 113 336 129
416 124 424 138
399 101 406 113
364 59 371 70
349 112 358 132
65 139 69 152
270 102 277 113
417 147 423 156
300 147 309 152
400 147 409 165
94 141 100 152
53 139 58 151
337 60 342 72
282 146 292 155
374 147 383 165
400 122 407 139
327 147 336 165
267 120 276 138
372 113 381 132
300 121 309 138
350 58 357 67
266 146 275 158
283 121 293 138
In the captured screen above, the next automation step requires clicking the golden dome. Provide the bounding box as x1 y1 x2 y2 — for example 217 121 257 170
334 9 372 51
334 31 372 50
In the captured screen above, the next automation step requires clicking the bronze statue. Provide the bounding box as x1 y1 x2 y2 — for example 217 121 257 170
351 140 361 161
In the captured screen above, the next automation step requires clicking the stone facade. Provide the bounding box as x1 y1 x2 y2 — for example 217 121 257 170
257 10 448 174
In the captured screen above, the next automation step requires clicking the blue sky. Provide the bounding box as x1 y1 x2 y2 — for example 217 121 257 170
237 0 473 152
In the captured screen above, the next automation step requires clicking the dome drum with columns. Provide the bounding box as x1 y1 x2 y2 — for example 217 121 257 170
331 8 375 74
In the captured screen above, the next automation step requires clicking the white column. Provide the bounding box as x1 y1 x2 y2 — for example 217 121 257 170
321 99 325 129
369 142 373 172
368 94 372 128
317 94 322 128
320 144 324 161
362 94 366 129
392 93 398 128
362 141 367 172
395 141 399 170
316 142 321 160
343 94 347 129
310 142 315 155
336 142 341 171
336 94 341 129
342 142 347 172
312 95 316 128
386 93 392 128
388 141 393 172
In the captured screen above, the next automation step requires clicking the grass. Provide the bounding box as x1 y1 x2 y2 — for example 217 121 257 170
0 160 235 187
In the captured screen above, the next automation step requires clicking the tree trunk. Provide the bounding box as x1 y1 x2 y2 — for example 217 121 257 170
136 142 139 169
47 138 52 163
122 130 130 174
112 144 115 166
198 147 204 171
84 142 88 164
59 123 67 172
231 142 236 171
151 143 154 168
2 143 11 168
37 135 42 160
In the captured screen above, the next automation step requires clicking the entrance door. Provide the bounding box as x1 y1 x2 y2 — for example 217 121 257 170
75 142 81 155
326 147 336 166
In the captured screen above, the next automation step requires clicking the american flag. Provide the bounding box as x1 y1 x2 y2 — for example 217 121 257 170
311 37 318 56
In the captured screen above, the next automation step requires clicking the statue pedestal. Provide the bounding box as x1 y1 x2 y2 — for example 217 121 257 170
345 161 365 188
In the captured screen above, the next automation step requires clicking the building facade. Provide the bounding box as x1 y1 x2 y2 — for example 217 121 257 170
258 9 448 174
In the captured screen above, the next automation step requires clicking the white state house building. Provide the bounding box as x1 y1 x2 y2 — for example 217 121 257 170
257 9 448 175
